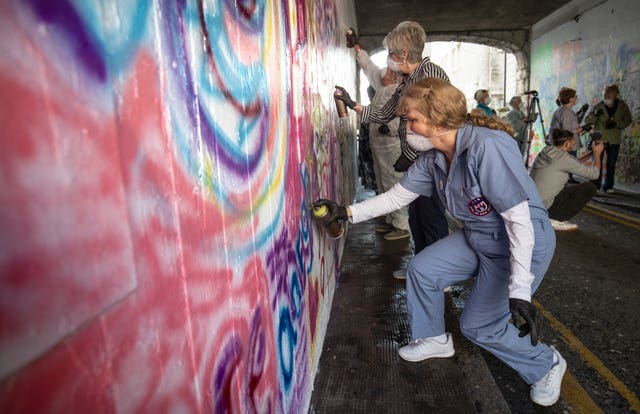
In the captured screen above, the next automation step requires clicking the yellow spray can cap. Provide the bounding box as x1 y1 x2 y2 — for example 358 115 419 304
312 204 328 217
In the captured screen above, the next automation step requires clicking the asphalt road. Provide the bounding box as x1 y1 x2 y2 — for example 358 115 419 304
473 202 640 413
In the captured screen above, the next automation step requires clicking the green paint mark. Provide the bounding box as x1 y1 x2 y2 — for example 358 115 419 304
531 43 553 79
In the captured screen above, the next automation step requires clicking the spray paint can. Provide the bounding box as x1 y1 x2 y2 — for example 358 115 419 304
333 88 349 118
312 204 344 239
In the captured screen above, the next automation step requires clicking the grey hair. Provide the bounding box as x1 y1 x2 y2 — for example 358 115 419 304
474 89 487 101
509 96 521 106
383 21 426 63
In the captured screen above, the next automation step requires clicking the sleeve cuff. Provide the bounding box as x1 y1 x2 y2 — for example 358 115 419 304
508 283 532 302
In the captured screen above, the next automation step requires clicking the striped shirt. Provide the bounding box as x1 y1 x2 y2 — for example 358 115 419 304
360 57 450 162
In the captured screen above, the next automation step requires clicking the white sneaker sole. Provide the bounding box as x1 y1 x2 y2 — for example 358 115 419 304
399 348 455 362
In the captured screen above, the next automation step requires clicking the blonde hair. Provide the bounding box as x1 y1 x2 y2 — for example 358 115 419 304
383 21 426 63
469 109 514 136
399 78 514 136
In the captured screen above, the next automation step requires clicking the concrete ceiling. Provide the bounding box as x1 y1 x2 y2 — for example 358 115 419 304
354 0 573 52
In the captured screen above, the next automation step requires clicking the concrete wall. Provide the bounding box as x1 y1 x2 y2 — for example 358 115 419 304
0 0 357 412
529 0 640 189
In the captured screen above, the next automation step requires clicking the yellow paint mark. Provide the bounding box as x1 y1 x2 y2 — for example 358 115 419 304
561 370 604 413
535 300 640 412
584 204 640 231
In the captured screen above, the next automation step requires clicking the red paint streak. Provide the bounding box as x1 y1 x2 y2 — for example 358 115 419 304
198 0 262 117
223 10 260 66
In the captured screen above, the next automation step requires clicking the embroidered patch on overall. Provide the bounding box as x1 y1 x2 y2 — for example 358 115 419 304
468 197 492 216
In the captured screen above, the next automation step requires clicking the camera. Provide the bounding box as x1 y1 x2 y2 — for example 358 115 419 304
587 130 602 151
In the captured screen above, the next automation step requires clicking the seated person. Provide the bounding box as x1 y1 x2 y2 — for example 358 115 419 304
530 129 603 231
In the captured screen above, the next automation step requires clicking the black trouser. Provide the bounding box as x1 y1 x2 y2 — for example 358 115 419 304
593 143 620 191
408 195 449 253
547 182 597 221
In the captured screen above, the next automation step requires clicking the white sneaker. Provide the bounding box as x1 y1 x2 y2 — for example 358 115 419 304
550 219 578 231
398 333 455 362
392 269 406 279
530 346 567 406
605 188 615 194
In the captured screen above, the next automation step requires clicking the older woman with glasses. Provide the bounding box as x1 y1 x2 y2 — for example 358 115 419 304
335 21 450 278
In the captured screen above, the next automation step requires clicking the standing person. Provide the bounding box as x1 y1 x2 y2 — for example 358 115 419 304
335 21 450 279
585 84 633 193
530 129 603 231
348 33 409 240
504 96 527 155
314 77 565 407
548 87 587 155
473 89 496 116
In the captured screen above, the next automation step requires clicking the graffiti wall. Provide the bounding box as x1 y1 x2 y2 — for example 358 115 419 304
529 0 640 188
0 0 358 412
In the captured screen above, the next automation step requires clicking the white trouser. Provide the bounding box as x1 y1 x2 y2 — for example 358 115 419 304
369 130 409 230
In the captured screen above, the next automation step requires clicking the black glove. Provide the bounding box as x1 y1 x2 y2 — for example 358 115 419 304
594 108 604 117
393 153 413 172
576 103 589 123
581 124 593 133
345 28 358 48
509 298 539 346
605 118 617 129
311 199 348 225
334 86 356 109
378 124 391 134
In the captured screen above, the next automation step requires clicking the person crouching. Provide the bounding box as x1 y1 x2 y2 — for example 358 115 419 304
530 129 603 231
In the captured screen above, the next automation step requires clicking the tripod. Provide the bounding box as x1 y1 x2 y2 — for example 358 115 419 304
522 92 546 169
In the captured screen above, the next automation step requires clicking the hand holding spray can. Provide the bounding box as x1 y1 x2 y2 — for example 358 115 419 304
333 88 349 118
312 203 344 239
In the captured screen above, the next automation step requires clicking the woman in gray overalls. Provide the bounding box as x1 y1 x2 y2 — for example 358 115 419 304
313 78 565 407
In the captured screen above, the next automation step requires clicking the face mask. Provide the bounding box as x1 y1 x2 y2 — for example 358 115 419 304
484 96 492 105
386 56 403 72
405 129 452 152
604 98 613 106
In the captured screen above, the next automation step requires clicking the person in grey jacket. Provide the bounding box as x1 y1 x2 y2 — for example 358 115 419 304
504 96 527 155
548 87 588 155
530 129 604 231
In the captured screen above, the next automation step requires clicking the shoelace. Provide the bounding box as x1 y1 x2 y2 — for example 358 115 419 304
537 361 559 387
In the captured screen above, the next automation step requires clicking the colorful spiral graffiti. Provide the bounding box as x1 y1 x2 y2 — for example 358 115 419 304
0 0 358 411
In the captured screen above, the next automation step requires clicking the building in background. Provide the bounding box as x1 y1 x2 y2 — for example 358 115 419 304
361 42 518 117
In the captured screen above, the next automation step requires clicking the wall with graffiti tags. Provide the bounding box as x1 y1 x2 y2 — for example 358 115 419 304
528 0 640 190
0 0 358 412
